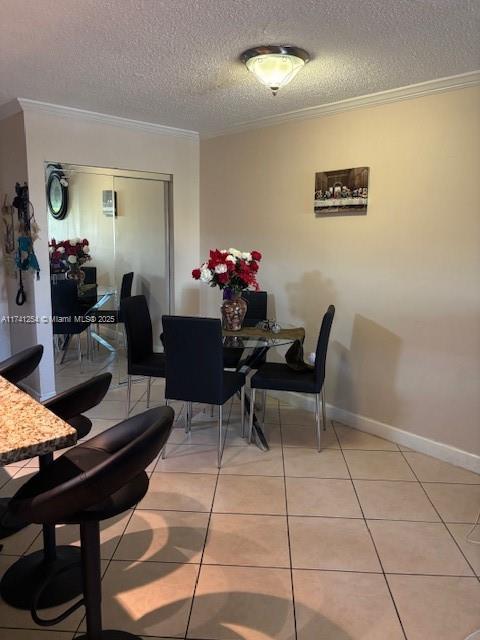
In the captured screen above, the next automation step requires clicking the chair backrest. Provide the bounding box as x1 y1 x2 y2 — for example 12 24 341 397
121 295 153 367
10 406 175 524
162 315 224 405
82 266 97 285
243 290 268 327
43 372 112 421
314 305 335 391
0 345 44 385
51 280 88 334
120 272 134 300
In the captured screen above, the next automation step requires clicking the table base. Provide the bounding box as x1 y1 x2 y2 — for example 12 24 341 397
0 545 82 609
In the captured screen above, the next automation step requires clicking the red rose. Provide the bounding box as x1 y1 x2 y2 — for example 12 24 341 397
251 250 262 261
192 268 201 280
217 272 229 284
250 261 259 272
82 238 89 246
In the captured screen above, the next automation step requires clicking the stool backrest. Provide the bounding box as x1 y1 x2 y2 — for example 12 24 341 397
0 345 43 385
162 315 224 405
11 406 174 523
43 372 112 421
314 305 336 391
121 295 153 366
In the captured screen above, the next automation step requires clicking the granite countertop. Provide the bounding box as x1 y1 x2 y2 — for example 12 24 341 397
0 376 77 465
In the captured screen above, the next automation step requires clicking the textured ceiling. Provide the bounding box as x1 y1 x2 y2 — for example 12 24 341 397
0 0 479 135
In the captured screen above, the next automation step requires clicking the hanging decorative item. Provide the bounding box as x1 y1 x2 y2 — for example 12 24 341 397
12 182 41 306
1 195 15 255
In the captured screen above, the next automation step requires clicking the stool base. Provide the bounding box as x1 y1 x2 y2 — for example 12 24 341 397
0 545 82 609
76 632 141 639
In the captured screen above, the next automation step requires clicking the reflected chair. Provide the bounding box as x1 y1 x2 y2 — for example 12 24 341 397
51 280 91 364
6 406 174 639
121 294 166 416
163 315 246 468
248 305 335 451
0 344 44 386
92 271 133 327
78 266 98 314
223 290 268 369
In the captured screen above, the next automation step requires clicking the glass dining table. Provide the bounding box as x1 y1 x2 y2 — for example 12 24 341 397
222 324 302 451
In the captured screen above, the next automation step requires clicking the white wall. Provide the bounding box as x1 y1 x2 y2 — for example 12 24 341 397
201 86 480 459
19 105 199 398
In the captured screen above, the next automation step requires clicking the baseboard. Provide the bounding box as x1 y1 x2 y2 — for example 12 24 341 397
269 391 480 474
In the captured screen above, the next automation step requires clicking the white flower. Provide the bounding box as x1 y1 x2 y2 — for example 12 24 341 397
228 248 241 258
49 247 53 254
57 246 65 254
225 254 236 263
69 240 76 246
241 252 252 261
214 264 227 274
67 255 77 264
200 267 213 283
83 245 90 254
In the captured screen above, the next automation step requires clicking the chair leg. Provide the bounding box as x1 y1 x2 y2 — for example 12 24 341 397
79 520 102 640
210 405 214 418
321 387 327 431
185 401 192 434
146 377 152 408
217 404 224 468
248 388 256 444
315 393 322 452
126 375 132 417
262 390 267 424
240 386 246 438
77 334 82 367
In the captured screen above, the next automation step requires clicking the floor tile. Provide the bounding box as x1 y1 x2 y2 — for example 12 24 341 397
114 509 209 563
293 569 404 640
0 630 74 639
84 399 128 420
0 522 42 556
280 406 319 426
343 450 416 481
203 513 290 568
283 448 349 478
28 511 132 559
387 574 480 640
138 472 217 512
422 483 480 523
188 564 295 640
213 475 286 515
81 560 199 637
286 477 362 517
227 422 281 447
334 423 399 451
404 452 480 484
154 444 219 474
368 520 473 575
446 523 480 575
281 424 339 449
289 516 381 572
0 468 37 498
354 479 440 521
220 445 284 476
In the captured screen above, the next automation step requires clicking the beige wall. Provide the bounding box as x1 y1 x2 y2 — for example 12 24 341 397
200 87 480 456
0 113 37 372
21 107 199 398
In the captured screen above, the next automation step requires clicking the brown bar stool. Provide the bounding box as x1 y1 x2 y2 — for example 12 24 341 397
6 405 174 639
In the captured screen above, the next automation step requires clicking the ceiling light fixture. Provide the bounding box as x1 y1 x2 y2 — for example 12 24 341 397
241 45 310 96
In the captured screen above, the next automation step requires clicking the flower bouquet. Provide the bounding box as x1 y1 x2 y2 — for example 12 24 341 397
192 248 262 330
49 238 91 283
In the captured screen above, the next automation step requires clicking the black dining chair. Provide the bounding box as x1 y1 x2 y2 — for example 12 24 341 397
5 406 174 639
248 305 335 451
121 294 166 416
0 373 113 609
0 344 44 386
92 271 133 325
51 280 91 364
223 290 268 369
78 266 98 314
162 315 246 468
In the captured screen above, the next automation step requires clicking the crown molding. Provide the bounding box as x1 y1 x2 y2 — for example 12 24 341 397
203 70 480 138
15 98 199 140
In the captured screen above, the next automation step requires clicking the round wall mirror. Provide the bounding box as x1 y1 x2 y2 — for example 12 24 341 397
47 169 69 219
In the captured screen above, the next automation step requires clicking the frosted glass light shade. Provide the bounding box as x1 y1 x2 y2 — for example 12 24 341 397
241 46 310 95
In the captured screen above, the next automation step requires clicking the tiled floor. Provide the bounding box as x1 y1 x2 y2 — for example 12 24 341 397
1 348 479 639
